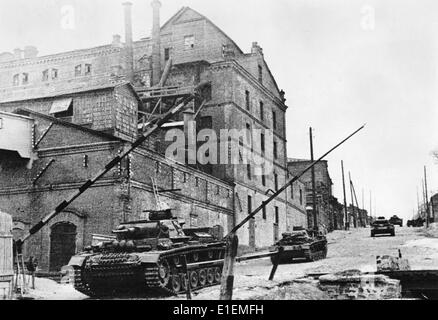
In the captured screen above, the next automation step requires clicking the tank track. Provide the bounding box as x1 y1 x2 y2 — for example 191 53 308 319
304 247 328 262
72 245 225 298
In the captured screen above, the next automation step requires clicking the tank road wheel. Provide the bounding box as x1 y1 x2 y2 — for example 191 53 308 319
171 275 182 293
214 267 222 283
198 269 207 287
207 268 215 285
158 260 171 287
190 271 199 289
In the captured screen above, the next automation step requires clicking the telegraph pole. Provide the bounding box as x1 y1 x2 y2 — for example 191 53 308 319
424 166 430 227
341 161 349 230
349 172 357 228
310 127 318 231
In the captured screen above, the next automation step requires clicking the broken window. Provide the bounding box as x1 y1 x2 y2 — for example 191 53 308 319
75 64 82 76
83 155 89 168
184 35 195 50
13 74 19 86
260 101 264 121
22 73 29 85
52 69 58 80
85 64 92 75
42 69 49 82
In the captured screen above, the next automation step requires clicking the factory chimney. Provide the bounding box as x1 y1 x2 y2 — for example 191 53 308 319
151 0 162 86
123 2 134 83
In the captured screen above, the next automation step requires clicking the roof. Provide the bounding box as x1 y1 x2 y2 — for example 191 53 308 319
0 81 141 104
161 7 244 55
14 108 124 142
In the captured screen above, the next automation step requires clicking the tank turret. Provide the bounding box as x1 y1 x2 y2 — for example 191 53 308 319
68 209 226 297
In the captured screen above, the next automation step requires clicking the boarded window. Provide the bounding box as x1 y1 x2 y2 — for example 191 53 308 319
50 98 73 118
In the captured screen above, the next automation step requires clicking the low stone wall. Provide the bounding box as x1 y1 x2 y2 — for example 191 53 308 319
318 270 401 300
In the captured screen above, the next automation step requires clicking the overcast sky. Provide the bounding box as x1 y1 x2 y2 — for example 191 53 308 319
1 0 437 220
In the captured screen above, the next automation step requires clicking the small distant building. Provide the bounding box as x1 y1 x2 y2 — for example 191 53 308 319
287 159 334 232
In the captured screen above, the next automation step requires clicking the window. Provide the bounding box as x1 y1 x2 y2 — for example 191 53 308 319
258 65 263 83
184 35 195 50
0 118 3 129
245 90 250 110
51 69 58 80
75 65 82 76
247 164 251 180
260 101 264 121
42 70 49 82
22 73 29 85
261 133 265 154
274 206 279 224
164 48 171 61
262 207 267 220
13 74 19 86
290 184 294 199
274 173 278 191
274 141 278 159
246 123 252 148
85 64 92 75
300 189 303 205
248 196 252 214
195 177 199 187
261 166 266 186
272 110 277 130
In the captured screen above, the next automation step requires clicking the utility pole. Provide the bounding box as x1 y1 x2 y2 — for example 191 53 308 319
424 166 430 227
341 161 349 230
370 190 372 221
310 127 318 231
349 172 357 228
422 179 427 220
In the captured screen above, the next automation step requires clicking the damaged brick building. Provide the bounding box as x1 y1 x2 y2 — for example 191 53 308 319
0 1 307 272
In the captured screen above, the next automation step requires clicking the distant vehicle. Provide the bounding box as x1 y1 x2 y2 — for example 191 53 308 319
269 228 328 263
371 219 395 237
389 215 403 227
407 217 425 227
377 216 386 220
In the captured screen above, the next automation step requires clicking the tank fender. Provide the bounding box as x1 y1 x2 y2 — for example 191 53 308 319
138 252 162 264
68 254 92 267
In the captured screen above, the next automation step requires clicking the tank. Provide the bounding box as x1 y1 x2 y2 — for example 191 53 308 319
269 228 328 264
66 209 226 297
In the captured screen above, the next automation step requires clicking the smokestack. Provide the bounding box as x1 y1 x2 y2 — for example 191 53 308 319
151 0 162 86
123 2 134 83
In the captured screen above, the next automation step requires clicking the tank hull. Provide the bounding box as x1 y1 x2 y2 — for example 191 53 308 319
68 243 226 297
270 239 328 264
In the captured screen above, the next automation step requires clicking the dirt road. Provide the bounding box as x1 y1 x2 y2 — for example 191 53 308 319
28 226 438 300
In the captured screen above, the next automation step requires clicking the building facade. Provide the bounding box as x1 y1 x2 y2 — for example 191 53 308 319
0 2 307 271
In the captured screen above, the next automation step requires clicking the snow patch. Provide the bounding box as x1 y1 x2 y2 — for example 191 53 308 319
403 238 438 250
